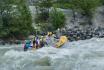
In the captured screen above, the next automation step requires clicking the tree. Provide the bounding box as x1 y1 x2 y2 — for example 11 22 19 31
69 0 101 25
15 0 33 37
0 0 34 39
34 0 53 23
0 0 13 38
33 0 54 32
55 0 101 25
49 8 65 30
53 0 77 24
100 0 104 5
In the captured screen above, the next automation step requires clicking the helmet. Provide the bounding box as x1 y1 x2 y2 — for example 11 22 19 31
49 32 52 35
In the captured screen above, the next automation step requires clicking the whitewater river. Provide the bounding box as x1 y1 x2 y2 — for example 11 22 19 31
0 38 104 70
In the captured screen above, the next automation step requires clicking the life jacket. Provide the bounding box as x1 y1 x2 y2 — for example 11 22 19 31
47 32 52 36
46 35 51 45
24 40 31 48
40 39 45 47
35 39 40 46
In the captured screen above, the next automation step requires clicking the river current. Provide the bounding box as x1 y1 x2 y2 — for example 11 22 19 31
0 38 104 70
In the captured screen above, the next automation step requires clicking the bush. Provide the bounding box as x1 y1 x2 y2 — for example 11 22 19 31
0 0 34 39
49 8 65 30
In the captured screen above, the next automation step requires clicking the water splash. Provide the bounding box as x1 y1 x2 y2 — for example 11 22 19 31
0 38 104 70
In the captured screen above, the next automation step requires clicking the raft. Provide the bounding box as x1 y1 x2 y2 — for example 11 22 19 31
55 36 68 48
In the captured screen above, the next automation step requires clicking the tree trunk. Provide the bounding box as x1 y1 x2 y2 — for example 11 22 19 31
72 9 76 24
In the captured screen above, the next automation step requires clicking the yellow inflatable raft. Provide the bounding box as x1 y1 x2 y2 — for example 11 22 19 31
55 36 68 48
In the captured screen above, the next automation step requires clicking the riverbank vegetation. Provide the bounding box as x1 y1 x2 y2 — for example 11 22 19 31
0 0 104 40
0 0 34 40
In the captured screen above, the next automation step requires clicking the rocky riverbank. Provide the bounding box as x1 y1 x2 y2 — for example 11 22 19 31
61 27 104 41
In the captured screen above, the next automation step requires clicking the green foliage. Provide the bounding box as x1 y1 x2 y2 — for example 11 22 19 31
34 0 53 23
55 0 101 25
67 0 101 25
49 8 65 30
0 0 13 37
59 0 101 24
16 0 33 37
0 0 102 39
70 0 101 15
100 0 104 5
53 0 71 9
35 11 49 23
37 0 53 8
0 0 33 39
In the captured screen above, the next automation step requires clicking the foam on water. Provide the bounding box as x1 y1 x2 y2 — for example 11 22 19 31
1 38 104 70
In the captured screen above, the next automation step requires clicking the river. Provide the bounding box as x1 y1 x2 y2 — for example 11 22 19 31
0 38 104 70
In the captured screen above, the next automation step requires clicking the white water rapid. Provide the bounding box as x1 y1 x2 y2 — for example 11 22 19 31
0 38 104 70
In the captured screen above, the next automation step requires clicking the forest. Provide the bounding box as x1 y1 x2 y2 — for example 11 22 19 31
0 0 103 40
